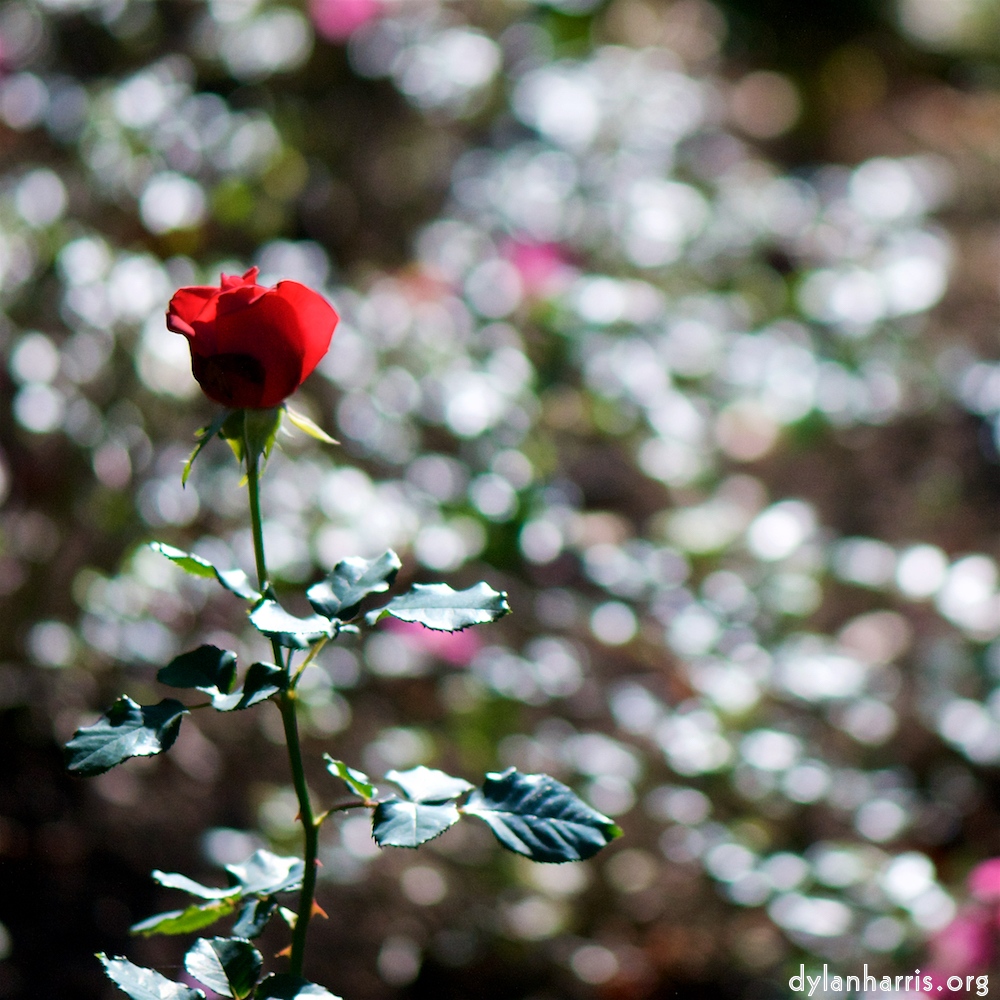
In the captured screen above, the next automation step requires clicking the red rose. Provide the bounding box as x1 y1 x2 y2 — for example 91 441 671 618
166 267 338 409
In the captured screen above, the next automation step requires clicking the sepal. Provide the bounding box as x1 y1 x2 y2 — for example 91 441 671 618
220 407 282 468
284 404 339 444
182 409 231 486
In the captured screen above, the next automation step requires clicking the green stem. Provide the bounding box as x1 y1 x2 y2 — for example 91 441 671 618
318 799 372 822
278 692 319 976
245 445 269 597
244 417 319 979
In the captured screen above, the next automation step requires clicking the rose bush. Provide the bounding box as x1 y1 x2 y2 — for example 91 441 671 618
167 267 338 409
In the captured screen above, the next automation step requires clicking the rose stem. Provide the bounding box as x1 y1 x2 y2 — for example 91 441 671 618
244 417 319 978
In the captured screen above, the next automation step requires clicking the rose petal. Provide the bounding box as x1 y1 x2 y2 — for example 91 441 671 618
167 268 337 408
166 285 220 337
273 280 338 377
212 291 305 408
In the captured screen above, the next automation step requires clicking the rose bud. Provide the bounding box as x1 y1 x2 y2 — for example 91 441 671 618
167 267 338 409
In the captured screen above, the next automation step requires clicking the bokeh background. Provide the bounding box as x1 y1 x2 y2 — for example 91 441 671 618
2 0 1000 997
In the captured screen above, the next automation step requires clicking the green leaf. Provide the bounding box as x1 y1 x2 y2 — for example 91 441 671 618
209 662 285 712
158 647 283 712
249 599 332 649
372 799 460 848
365 582 510 632
233 661 286 710
149 542 216 581
256 974 342 999
149 543 260 601
152 870 235 900
324 756 375 800
183 409 231 486
65 697 187 776
184 938 261 1000
371 766 472 847
385 766 473 803
158 645 238 697
131 899 238 937
226 850 304 896
284 405 339 445
462 768 621 863
214 569 260 601
231 897 277 939
99 954 205 1000
306 551 401 622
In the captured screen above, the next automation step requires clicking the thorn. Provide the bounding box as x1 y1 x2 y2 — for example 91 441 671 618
315 858 324 867
275 945 292 958
311 901 329 919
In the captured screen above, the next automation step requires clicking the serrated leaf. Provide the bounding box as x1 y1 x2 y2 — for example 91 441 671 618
385 766 473 803
372 799 460 848
249 599 332 649
231 897 277 939
365 582 510 632
158 645 238 697
234 661 285 709
149 543 260 601
213 569 259 600
184 938 261 1000
211 662 286 712
324 756 374 800
152 870 236 900
65 697 187 776
225 850 304 896
462 767 621 863
99 954 205 1000
306 551 401 622
183 409 231 486
256 973 342 999
131 899 238 937
284 405 339 445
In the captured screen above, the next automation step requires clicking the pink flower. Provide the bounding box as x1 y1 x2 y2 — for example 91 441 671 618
968 858 1000 905
309 0 381 42
928 911 995 979
503 241 575 299
384 618 481 666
